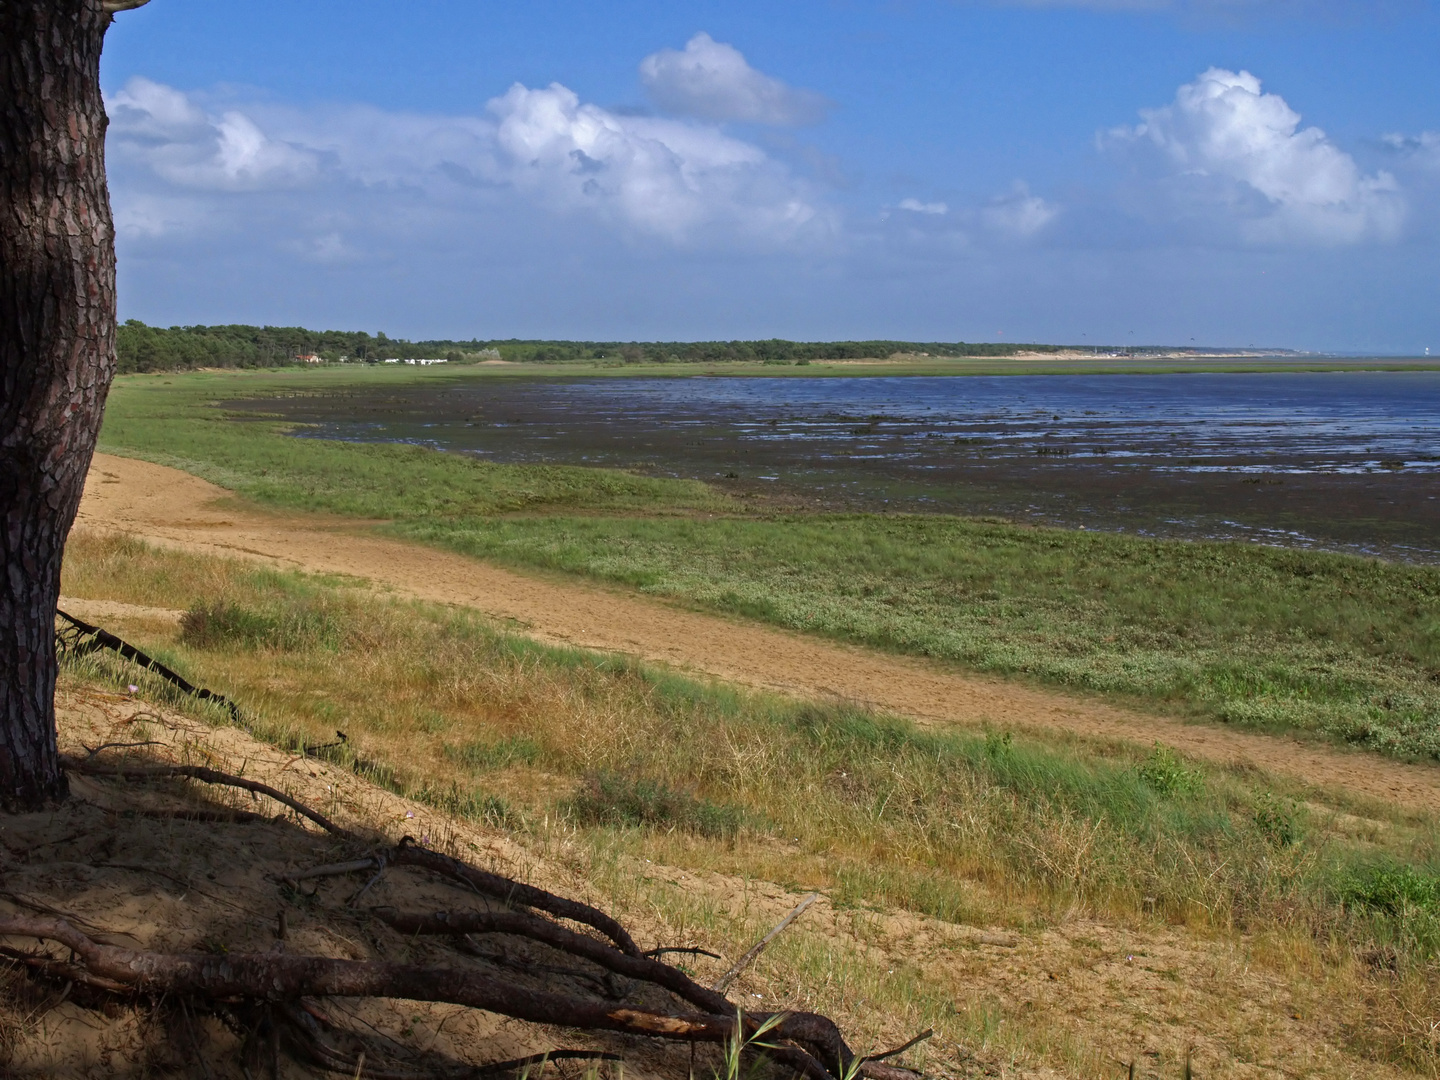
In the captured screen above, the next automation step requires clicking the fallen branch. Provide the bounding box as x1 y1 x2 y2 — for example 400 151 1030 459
81 740 165 759
645 947 723 961
713 893 818 994
56 609 243 722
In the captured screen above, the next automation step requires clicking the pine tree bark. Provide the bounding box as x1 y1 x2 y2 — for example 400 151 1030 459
0 0 120 811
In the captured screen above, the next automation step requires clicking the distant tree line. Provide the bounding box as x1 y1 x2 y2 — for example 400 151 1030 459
114 319 1065 374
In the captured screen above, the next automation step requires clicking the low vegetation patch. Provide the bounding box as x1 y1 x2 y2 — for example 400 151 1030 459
61 533 1440 940
568 772 749 838
180 596 345 651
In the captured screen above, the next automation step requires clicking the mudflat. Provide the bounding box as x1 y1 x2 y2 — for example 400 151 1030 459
76 451 1440 813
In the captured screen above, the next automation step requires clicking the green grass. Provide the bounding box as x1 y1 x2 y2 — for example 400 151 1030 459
99 369 730 518
402 512 1440 757
98 367 1440 759
59 532 1440 947
59 531 1440 1072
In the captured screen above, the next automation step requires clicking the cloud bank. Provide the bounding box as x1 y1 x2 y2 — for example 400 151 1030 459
1105 67 1404 244
639 33 831 126
105 75 830 251
109 78 319 191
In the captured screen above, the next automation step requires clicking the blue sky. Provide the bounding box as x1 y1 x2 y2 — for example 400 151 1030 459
101 0 1440 352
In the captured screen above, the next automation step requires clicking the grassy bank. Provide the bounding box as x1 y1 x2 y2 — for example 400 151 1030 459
99 368 1440 760
58 531 1440 1073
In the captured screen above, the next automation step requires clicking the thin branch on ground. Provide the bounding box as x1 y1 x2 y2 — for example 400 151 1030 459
713 893 818 994
864 1029 935 1063
347 865 387 906
55 609 244 722
644 947 723 961
80 740 165 760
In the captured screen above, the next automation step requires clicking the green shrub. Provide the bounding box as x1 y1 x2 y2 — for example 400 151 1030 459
1251 792 1301 846
1342 863 1440 916
1136 744 1203 797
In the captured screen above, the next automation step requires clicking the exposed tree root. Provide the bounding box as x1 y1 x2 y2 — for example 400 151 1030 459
370 906 732 1015
4 711 929 1079
61 754 640 954
61 754 356 838
385 838 640 957
276 1000 621 1080
0 914 918 1080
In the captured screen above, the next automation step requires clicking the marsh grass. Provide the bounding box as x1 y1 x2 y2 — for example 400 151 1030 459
99 373 731 519
59 531 1440 1072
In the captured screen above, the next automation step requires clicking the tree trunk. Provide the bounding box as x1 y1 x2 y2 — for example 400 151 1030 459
0 0 117 811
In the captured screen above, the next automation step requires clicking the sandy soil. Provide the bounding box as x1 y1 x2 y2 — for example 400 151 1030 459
74 452 1440 815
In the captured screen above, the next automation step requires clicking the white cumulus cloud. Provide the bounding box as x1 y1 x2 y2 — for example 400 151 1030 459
486 82 826 243
104 76 829 250
982 181 1059 237
108 77 319 191
1106 67 1403 244
639 32 831 126
897 198 949 215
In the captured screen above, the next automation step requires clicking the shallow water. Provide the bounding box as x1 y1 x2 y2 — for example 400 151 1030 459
237 370 1440 560
535 372 1440 475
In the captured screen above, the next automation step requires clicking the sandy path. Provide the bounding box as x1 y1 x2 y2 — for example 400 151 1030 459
77 452 1440 814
